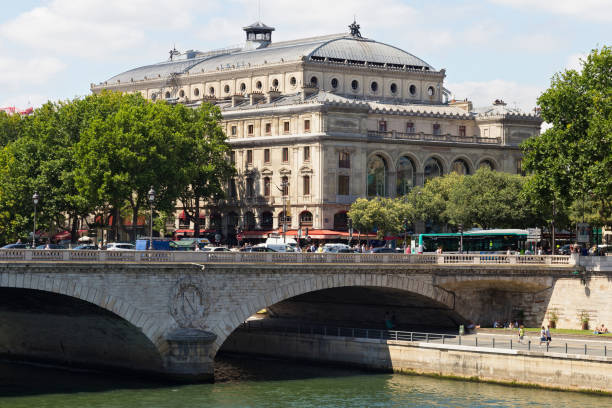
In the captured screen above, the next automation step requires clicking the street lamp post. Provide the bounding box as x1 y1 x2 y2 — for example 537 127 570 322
403 218 408 253
32 192 39 248
275 179 289 244
148 186 156 250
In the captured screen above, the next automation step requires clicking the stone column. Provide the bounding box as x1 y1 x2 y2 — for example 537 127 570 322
161 328 217 383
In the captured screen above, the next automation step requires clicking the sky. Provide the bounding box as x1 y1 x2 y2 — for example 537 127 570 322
0 0 610 112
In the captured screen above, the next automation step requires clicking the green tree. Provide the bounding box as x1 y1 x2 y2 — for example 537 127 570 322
522 46 612 225
348 197 404 239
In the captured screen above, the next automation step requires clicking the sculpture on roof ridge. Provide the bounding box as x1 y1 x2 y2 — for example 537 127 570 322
349 20 362 38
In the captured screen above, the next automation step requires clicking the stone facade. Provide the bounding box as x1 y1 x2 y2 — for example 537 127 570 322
91 21 541 238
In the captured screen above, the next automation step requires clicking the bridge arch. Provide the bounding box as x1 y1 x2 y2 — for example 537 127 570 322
210 273 455 353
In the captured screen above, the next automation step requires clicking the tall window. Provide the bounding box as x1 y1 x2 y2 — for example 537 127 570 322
406 122 415 133
283 121 290 133
459 125 466 137
339 151 350 168
247 124 254 135
281 176 289 196
265 123 271 134
396 156 416 196
303 175 310 195
378 120 387 132
261 211 273 229
231 125 237 136
338 175 350 195
246 150 253 165
263 177 271 197
229 151 235 165
333 212 348 231
367 155 387 197
264 149 270 164
282 147 289 163
246 177 254 198
433 124 441 135
244 211 256 230
452 159 469 175
303 146 310 161
424 157 443 181
304 119 311 132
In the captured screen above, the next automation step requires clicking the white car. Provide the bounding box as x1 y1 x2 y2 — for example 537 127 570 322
106 243 135 251
201 246 230 252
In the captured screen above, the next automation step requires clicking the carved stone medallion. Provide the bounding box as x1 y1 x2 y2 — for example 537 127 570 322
170 275 207 328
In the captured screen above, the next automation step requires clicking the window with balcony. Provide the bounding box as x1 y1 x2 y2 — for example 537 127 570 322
246 150 253 165
300 211 313 227
338 175 350 195
303 146 310 162
303 175 310 195
339 151 350 168
282 147 289 163
304 119 310 132
246 177 254 198
283 121 290 133
406 122 415 133
264 148 270 164
459 125 466 137
378 120 387 132
263 177 271 197
433 124 441 135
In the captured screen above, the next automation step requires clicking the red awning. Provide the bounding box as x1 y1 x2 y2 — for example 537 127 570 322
236 229 378 240
53 231 71 240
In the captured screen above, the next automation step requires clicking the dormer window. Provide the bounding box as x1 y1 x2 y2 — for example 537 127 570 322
243 22 275 49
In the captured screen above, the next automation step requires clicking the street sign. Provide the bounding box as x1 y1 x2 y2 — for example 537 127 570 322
576 223 589 243
527 228 541 241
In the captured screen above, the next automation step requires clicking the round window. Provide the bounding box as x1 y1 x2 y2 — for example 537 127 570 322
179 90 185 98
428 86 434 96
272 78 279 88
310 76 318 86
290 77 297 86
256 81 262 90
240 83 246 92
331 78 339 89
194 88 200 96
351 80 359 90
370 81 378 92
224 85 230 94
409 84 417 95
390 83 398 94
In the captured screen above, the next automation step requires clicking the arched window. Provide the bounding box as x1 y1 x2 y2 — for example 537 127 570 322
261 211 273 229
244 211 256 230
165 91 171 99
478 160 494 170
333 212 348 231
367 155 387 197
424 157 443 182
396 156 416 196
278 211 291 226
451 159 470 175
263 177 271 197
310 76 318 87
300 211 313 227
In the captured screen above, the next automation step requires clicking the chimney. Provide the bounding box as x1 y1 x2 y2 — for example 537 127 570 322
267 88 281 103
231 94 245 107
249 91 265 105
449 98 473 112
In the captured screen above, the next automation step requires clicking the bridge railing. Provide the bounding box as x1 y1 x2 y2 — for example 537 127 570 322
0 249 576 265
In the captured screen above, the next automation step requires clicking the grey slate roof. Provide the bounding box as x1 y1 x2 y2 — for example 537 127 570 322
103 33 434 84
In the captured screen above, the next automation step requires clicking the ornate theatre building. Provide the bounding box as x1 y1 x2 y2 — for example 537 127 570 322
92 21 541 241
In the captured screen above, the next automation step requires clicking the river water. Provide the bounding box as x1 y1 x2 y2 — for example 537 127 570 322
0 354 608 407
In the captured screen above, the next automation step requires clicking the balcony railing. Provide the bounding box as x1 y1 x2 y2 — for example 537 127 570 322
367 130 502 145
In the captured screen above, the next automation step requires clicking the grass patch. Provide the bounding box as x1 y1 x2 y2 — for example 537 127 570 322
486 328 612 337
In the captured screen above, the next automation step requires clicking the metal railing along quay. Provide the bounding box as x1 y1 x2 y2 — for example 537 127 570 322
0 249 575 266
240 320 611 358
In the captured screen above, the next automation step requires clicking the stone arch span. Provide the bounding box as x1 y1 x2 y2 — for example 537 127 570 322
0 272 167 357
210 273 456 354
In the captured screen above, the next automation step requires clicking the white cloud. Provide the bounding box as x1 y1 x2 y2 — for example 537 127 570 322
489 0 612 23
0 94 51 110
446 79 543 113
0 56 65 87
566 53 588 71
0 0 213 59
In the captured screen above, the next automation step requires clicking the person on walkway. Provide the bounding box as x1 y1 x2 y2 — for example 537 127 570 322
545 326 552 346
539 326 546 346
518 325 525 344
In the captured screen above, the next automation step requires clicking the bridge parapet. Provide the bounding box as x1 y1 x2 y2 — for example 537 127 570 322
0 249 575 266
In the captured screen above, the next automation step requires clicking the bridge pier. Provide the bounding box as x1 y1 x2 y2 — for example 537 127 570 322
161 329 217 383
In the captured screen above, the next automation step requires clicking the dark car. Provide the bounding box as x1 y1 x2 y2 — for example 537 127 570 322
241 246 276 252
35 244 67 250
1 243 29 249
558 244 571 255
73 244 98 250
369 247 396 253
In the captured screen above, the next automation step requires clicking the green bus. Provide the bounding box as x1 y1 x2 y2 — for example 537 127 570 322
417 229 528 253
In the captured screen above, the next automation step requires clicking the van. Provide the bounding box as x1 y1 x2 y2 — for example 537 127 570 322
135 239 171 251
254 243 296 253
322 243 350 253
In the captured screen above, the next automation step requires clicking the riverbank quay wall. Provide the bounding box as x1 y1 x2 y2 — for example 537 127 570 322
0 253 609 381
222 330 612 393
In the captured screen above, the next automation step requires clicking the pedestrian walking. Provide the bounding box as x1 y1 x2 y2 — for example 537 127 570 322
539 326 546 346
546 326 552 346
518 325 525 344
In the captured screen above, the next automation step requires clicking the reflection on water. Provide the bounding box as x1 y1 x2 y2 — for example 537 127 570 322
0 354 609 408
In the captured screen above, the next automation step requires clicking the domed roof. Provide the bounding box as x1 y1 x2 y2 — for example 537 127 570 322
101 32 434 84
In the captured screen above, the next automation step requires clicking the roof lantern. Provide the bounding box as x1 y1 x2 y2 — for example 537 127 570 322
243 21 275 50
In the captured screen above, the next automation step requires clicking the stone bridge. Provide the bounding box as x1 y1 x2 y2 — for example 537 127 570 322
0 250 610 382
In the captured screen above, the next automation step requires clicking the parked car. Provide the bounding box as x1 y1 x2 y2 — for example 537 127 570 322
106 243 135 251
73 244 98 250
558 244 571 255
322 243 351 253
1 243 29 249
369 247 396 254
201 246 230 252
35 244 67 250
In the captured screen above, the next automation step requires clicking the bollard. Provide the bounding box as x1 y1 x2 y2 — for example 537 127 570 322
410 332 413 342
528 340 531 351
546 342 549 352
605 345 607 357
426 333 429 343
565 343 568 354
459 334 461 345
585 344 587 355
475 337 478 347
492 338 495 348
442 335 445 344
510 339 512 349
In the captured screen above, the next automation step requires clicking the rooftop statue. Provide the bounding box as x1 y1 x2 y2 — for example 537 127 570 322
349 20 362 38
